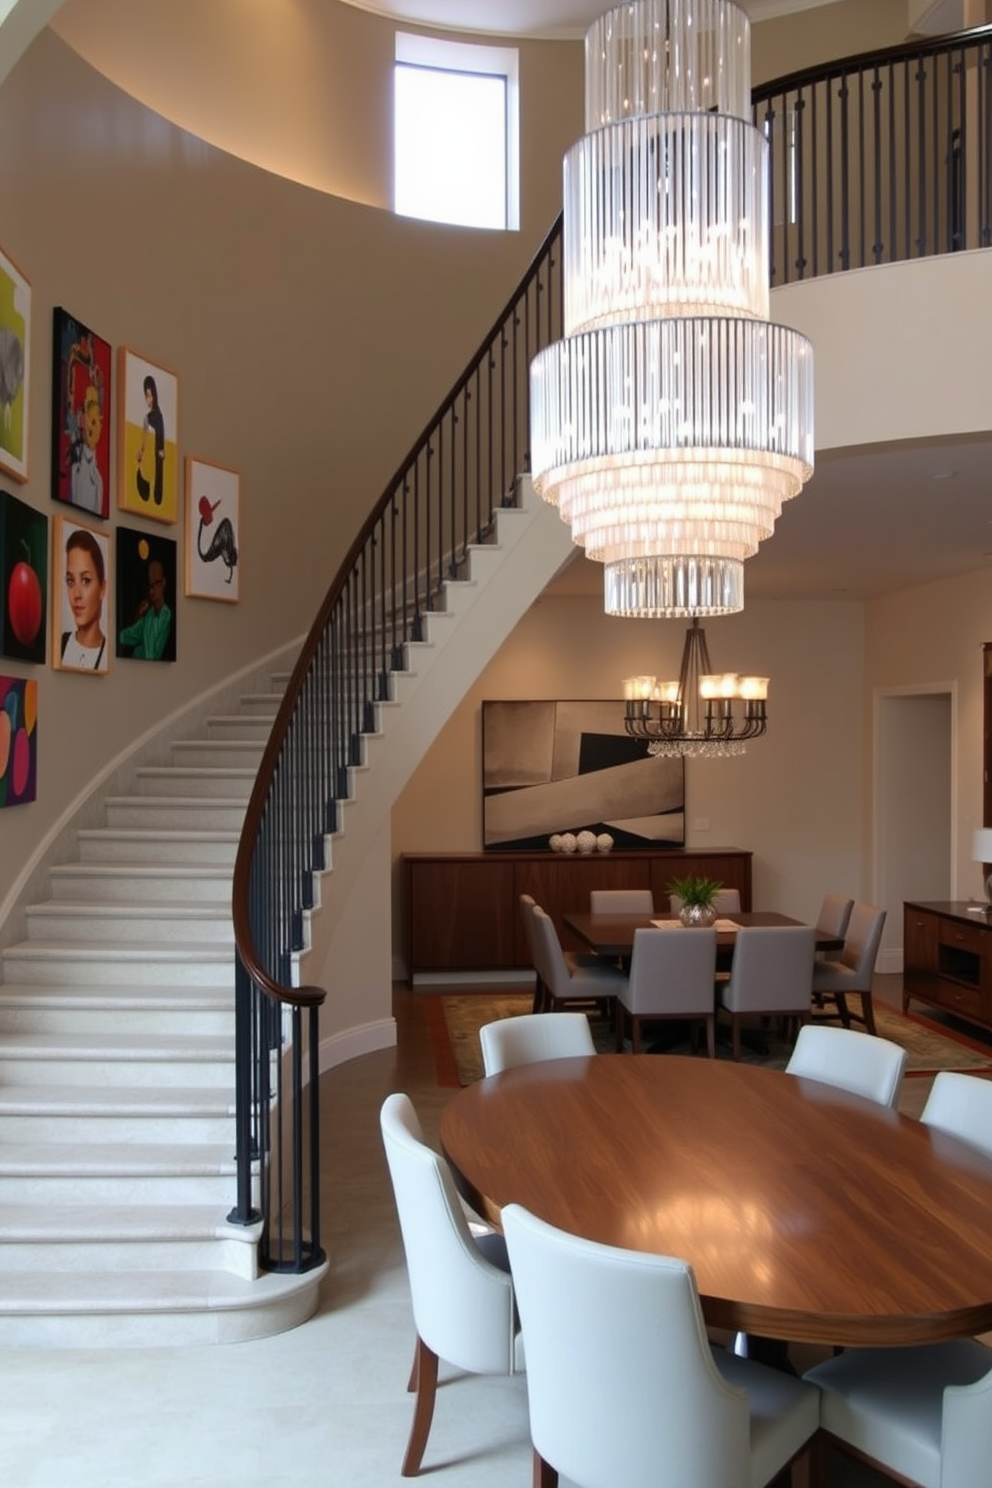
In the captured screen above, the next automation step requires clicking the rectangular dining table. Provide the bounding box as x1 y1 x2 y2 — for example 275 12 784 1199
562 908 843 962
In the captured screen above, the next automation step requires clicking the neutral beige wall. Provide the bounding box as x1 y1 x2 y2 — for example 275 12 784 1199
751 0 912 83
0 25 579 916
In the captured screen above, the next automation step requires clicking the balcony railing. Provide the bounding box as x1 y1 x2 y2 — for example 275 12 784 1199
230 24 992 1272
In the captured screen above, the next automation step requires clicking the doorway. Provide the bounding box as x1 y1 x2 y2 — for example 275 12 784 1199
873 688 954 974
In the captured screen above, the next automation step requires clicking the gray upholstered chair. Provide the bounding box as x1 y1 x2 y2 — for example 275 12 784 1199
530 904 628 1015
589 888 654 915
812 901 886 1035
616 926 717 1056
502 1202 819 1488
785 1023 906 1108
815 892 855 945
480 1010 595 1075
379 1092 523 1476
669 887 741 915
920 1070 992 1161
804 1339 992 1488
718 925 817 1061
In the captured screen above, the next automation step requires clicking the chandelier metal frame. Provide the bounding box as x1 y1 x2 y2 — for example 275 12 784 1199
623 618 768 757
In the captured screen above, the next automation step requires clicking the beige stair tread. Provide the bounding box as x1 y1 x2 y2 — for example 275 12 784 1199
0 1267 321 1314
0 1143 235 1175
0 984 233 1009
0 1031 234 1059
0 1203 254 1241
5 939 234 961
0 1085 234 1115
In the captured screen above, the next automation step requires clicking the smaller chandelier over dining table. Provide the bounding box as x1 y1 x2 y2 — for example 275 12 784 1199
623 618 767 757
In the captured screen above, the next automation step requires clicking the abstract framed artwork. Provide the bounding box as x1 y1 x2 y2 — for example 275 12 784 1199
482 699 685 851
0 243 31 484
51 514 110 675
0 489 47 664
51 306 112 519
0 675 37 807
117 347 179 523
184 456 240 601
116 526 177 662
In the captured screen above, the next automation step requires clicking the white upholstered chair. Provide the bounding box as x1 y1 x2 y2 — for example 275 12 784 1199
616 926 717 1056
811 901 886 1035
669 887 742 915
530 904 628 1014
502 1202 819 1488
480 1010 595 1076
804 1339 992 1488
589 888 654 914
920 1071 992 1161
718 925 817 1061
379 1093 522 1476
785 1024 907 1109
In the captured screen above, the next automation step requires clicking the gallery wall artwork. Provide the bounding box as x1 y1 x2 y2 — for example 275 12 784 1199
52 515 110 675
116 526 177 662
117 347 179 523
0 243 31 484
185 456 240 601
0 489 47 664
51 307 112 519
482 699 686 851
0 675 38 807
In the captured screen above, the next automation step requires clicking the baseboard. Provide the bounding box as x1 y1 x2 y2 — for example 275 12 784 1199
877 947 904 975
318 1017 396 1073
410 969 536 989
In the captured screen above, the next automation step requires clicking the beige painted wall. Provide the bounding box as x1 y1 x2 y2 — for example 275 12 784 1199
750 0 913 83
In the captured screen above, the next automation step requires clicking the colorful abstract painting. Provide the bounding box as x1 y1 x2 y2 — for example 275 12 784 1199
0 675 37 806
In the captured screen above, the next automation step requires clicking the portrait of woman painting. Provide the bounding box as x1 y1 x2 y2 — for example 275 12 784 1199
51 307 112 519
52 515 110 675
117 348 179 524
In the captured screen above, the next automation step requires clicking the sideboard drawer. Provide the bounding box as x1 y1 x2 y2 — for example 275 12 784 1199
937 979 984 1021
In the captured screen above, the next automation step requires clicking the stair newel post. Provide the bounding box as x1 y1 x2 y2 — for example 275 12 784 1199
228 953 261 1227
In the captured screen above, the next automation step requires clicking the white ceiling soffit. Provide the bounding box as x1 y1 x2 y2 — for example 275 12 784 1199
336 0 838 42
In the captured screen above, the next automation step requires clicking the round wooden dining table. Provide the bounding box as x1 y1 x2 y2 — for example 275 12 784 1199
440 1054 992 1348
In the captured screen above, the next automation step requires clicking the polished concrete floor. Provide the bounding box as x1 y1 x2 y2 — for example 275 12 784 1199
0 975 982 1486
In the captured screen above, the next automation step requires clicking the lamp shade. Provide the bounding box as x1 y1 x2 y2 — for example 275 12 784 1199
973 829 992 863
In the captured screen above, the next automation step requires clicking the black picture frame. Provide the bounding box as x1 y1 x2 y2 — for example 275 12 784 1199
115 526 177 662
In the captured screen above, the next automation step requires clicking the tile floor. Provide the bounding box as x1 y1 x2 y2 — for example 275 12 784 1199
0 976 982 1486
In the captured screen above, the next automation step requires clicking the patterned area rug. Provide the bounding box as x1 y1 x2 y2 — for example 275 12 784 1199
432 990 992 1098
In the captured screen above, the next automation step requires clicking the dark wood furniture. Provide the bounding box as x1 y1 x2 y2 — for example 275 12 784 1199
403 848 752 980
440 1054 992 1348
562 908 834 960
904 900 992 1033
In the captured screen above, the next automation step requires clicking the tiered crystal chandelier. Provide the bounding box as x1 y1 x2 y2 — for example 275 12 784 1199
530 0 815 619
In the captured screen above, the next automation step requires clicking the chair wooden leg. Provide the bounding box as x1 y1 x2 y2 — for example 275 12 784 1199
834 990 852 1028
631 1014 641 1054
731 1015 742 1061
705 1012 716 1058
533 1448 559 1488
401 1335 439 1477
615 999 625 1052
859 987 877 1035
406 1336 419 1392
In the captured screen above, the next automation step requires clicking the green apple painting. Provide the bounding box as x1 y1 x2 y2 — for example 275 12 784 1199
0 676 37 807
0 489 47 664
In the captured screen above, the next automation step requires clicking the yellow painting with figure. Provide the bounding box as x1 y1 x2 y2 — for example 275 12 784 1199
117 346 179 524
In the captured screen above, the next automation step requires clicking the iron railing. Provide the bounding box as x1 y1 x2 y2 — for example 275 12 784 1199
231 25 992 1271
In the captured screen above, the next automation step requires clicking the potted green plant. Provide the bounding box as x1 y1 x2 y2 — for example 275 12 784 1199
667 874 723 927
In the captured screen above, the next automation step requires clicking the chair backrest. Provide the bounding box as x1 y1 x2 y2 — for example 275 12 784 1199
502 1202 752 1488
723 925 817 1013
839 902 887 982
626 927 717 1016
379 1093 516 1374
920 1071 992 1161
529 905 573 999
590 888 654 915
785 1024 907 1108
480 1011 596 1075
669 888 742 915
816 893 855 942
520 893 540 966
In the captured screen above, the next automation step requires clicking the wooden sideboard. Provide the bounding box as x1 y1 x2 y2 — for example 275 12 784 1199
403 849 753 981
903 900 992 1033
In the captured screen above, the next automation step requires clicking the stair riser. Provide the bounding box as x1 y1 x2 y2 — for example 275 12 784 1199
170 744 264 769
77 834 238 866
237 696 281 716
105 801 245 830
0 1174 236 1204
204 719 273 742
135 771 253 800
1 952 235 987
0 1113 235 1142
0 1059 234 1087
0 1007 235 1037
48 871 232 904
24 911 235 944
0 1235 252 1274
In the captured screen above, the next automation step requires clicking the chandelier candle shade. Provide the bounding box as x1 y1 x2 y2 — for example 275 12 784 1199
530 0 815 617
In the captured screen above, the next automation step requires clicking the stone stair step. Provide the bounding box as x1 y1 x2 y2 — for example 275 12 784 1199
104 796 246 831
0 1030 234 1086
23 900 235 944
134 766 255 799
2 939 235 987
0 1203 258 1275
237 693 282 716
0 1141 237 1204
0 982 234 1037
170 740 264 769
0 1264 325 1347
204 715 275 742
0 1082 234 1142
76 827 239 866
48 863 232 904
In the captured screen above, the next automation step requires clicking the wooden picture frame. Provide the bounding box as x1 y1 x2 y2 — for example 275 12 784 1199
115 526 177 662
51 307 112 519
482 699 686 851
0 489 47 664
184 456 240 601
52 515 110 675
0 243 31 484
0 675 38 806
117 347 179 523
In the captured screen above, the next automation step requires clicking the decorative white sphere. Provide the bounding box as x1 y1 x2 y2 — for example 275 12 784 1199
596 833 614 853
548 834 563 851
576 830 597 854
559 832 578 853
